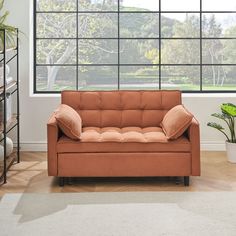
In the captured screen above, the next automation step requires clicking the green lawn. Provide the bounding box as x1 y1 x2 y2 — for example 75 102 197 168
37 80 236 92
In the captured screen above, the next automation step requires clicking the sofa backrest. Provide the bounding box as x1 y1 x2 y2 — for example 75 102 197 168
61 90 182 128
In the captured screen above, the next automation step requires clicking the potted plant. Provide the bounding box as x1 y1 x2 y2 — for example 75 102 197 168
207 103 236 163
0 0 17 51
0 0 17 87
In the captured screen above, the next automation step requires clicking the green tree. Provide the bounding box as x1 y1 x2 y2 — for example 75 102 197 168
145 48 159 64
221 26 236 86
161 14 200 87
202 14 223 86
37 0 118 90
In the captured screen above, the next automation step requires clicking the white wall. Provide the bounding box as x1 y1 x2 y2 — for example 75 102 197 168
4 0 236 151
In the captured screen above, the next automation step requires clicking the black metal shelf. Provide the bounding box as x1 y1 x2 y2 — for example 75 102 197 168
0 51 18 64
0 28 20 184
0 114 18 138
0 151 16 183
0 81 17 95
0 47 17 54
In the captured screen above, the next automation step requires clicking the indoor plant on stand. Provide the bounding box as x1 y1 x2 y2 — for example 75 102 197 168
0 0 17 51
207 103 236 163
0 0 16 161
0 0 17 86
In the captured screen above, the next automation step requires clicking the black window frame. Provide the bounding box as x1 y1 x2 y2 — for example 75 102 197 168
34 0 236 94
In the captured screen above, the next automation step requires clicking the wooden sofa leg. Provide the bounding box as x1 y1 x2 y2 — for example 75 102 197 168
59 177 65 187
184 176 190 186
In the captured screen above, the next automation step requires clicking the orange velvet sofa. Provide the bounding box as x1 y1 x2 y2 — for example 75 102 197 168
47 90 200 186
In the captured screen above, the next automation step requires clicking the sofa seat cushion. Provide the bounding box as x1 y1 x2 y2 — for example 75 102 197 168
57 127 190 153
81 127 168 143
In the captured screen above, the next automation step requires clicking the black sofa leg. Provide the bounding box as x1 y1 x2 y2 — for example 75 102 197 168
59 177 65 187
184 176 190 186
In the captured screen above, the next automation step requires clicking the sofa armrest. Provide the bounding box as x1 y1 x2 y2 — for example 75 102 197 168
187 117 201 176
47 113 60 176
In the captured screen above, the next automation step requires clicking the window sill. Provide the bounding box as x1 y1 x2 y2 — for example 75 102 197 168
30 93 61 98
30 92 236 98
183 93 236 98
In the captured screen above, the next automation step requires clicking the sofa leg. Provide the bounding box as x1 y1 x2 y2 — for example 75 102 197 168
184 176 190 186
68 177 73 185
59 177 65 187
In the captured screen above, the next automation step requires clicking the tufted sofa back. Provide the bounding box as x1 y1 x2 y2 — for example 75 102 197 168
61 90 181 128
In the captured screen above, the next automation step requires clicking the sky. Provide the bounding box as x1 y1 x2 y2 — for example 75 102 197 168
122 0 236 11
122 0 236 26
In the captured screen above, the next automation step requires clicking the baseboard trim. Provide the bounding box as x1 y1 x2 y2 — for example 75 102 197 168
20 142 47 152
201 141 226 151
19 141 226 152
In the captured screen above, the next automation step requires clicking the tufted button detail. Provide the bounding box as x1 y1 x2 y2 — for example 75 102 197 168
80 127 168 143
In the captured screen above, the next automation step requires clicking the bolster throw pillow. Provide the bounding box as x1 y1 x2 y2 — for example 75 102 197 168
54 104 82 140
161 105 193 140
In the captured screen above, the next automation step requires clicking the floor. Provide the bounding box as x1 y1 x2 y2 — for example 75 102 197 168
0 151 236 196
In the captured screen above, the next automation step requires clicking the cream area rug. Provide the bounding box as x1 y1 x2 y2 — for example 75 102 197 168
0 192 236 236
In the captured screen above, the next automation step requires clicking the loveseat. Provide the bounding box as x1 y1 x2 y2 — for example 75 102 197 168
47 90 200 186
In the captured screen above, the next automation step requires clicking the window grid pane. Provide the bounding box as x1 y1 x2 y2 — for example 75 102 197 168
34 0 236 93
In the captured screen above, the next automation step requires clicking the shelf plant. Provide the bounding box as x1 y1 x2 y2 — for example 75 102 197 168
207 103 236 163
0 0 17 51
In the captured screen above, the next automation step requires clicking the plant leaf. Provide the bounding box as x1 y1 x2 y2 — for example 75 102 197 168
0 0 18 50
221 103 236 117
207 122 225 130
0 0 4 11
211 113 228 120
0 11 9 24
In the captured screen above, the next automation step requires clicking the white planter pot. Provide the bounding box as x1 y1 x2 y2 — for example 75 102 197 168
226 141 236 164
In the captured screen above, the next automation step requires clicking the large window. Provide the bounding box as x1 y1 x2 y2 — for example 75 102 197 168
34 0 236 93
